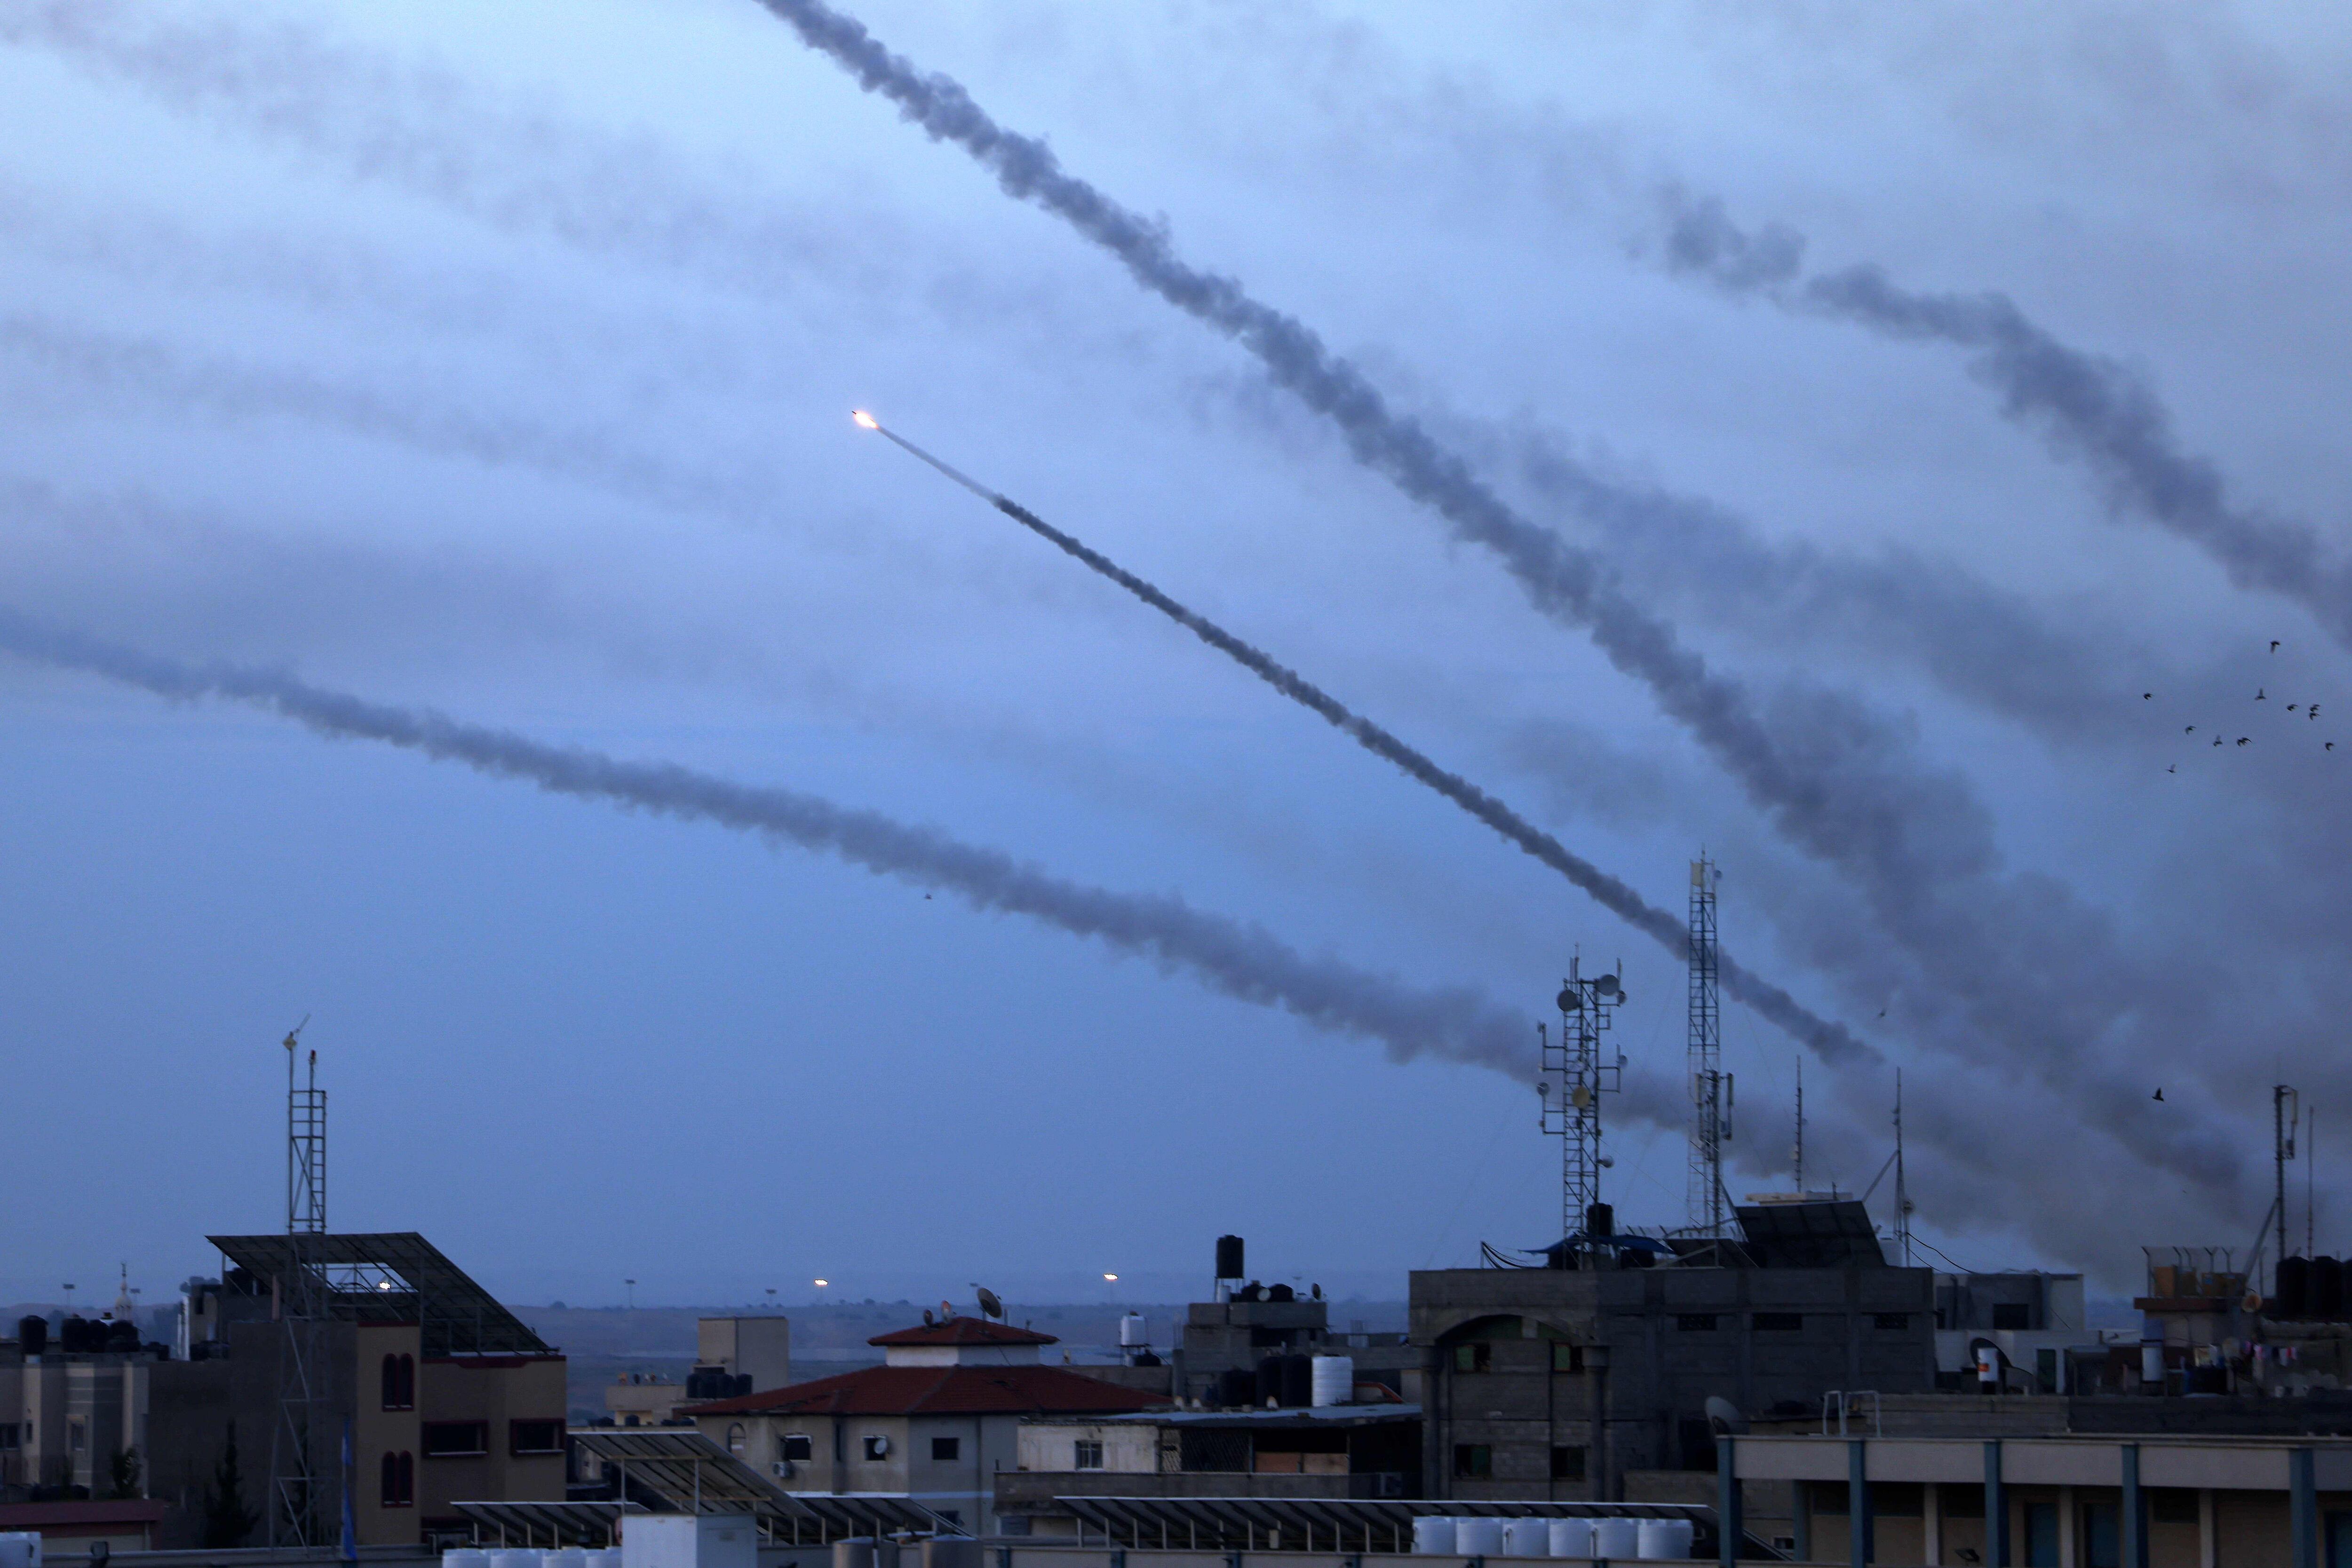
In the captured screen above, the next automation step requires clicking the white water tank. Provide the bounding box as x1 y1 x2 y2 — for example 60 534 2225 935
1309 1354 1355 1407
489 1549 539 1568
1411 1518 1457 1555
1456 1517 1504 1556
1590 1518 1639 1559
1 1536 44 1568
1501 1519 1549 1557
1548 1518 1594 1558
1635 1517 1693 1559
1119 1314 1146 1347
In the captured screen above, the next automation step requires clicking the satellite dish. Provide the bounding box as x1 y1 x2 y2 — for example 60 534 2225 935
1597 974 1621 998
976 1286 1005 1321
922 1309 935 1326
2244 1290 2265 1314
1557 988 1581 1012
939 1299 955 1320
1705 1396 1749 1436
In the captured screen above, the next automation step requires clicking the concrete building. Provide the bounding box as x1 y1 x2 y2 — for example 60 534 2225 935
184 1232 568 1549
681 1317 1163 1534
996 1406 1425 1536
601 1317 793 1427
1413 1200 1938 1504
0 1333 151 1497
1729 1428 2352 1566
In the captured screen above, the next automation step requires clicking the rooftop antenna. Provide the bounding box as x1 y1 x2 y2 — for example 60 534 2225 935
2276 1084 2301 1293
1792 1057 1806 1196
1542 952 1625 1255
270 1019 331 1547
2309 1108 2318 1259
1892 1069 1913 1266
1686 856 1730 1236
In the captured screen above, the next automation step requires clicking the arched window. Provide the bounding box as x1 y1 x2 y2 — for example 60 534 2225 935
725 1423 747 1455
397 1451 413 1505
399 1353 415 1408
381 1354 401 1410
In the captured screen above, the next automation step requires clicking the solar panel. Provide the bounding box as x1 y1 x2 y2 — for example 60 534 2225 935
207 1232 553 1356
1731 1200 1888 1268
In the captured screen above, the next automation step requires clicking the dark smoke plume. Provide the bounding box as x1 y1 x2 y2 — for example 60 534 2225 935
0 605 1542 1077
762 1 2249 1201
865 415 1877 1069
1661 193 2352 646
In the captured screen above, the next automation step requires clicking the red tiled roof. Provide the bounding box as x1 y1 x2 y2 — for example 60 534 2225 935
867 1318 1056 1347
682 1364 1165 1418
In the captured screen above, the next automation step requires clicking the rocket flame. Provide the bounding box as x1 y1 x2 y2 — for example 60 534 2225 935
851 410 878 430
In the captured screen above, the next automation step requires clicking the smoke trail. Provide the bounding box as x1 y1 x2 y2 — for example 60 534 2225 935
1661 194 2352 645
862 413 1878 1069
0 605 1547 1076
761 1 2254 1203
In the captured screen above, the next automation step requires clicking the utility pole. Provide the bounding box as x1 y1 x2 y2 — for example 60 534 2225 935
270 1025 327 1547
1792 1058 1806 1196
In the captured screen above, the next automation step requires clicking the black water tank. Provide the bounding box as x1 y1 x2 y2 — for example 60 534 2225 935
1255 1355 1284 1407
1586 1202 1615 1240
58 1316 95 1354
1279 1353 1313 1408
17 1316 46 1355
2314 1257 2345 1319
1267 1283 1295 1303
106 1320 140 1353
2277 1256 2311 1319
1216 1235 1246 1280
1238 1282 1264 1303
1218 1368 1256 1408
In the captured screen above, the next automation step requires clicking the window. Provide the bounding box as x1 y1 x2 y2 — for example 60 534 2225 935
1873 1313 1911 1330
1453 1342 1491 1372
1992 1302 2032 1330
1752 1312 1804 1331
1551 1342 1584 1373
379 1450 414 1507
1452 1444 1492 1480
381 1353 415 1410
67 1419 86 1454
781 1434 813 1463
862 1435 891 1462
1073 1440 1104 1471
0 1425 17 1450
2150 1489 2198 1525
725 1424 747 1455
1676 1314 1718 1332
421 1422 489 1457
931 1437 960 1462
509 1420 564 1456
1550 1446 1585 1481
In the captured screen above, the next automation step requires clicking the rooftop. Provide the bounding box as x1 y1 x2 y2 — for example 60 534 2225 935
869 1317 1057 1347
683 1363 1166 1418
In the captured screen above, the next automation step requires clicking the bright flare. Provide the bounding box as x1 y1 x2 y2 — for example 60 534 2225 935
1103 1273 1118 1282
813 1278 829 1287
851 410 878 429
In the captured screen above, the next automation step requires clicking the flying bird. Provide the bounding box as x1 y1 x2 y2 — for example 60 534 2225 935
2153 1088 2164 1101
2166 765 2176 774
2185 726 2195 734
2257 689 2267 700
2239 737 2251 746
2329 743 2337 752
2290 705 2300 713
2273 640 2282 653
2143 692 2153 700
2213 737 2223 747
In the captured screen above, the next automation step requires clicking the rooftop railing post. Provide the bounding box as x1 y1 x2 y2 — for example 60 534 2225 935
2292 1447 2317 1568
2121 1443 2145 1568
1985 1440 2008 1568
1848 1439 1871 1568
1716 1434 1742 1568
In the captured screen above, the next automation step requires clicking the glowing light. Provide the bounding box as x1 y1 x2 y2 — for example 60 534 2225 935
851 410 879 430
813 1278 829 1288
1103 1273 1119 1282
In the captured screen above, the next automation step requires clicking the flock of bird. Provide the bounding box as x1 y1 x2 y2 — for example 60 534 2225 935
2147 641 2332 773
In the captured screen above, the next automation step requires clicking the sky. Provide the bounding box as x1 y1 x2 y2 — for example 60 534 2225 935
2 0 2350 1309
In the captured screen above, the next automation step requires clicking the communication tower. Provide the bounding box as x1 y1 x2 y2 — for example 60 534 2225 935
1685 857 1731 1234
268 1027 328 1547
1541 956 1624 1250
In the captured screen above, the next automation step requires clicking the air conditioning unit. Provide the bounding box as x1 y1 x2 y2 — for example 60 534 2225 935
772 1461 795 1479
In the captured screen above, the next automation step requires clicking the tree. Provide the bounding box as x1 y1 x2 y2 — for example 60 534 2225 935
107 1448 141 1499
200 1423 258 1549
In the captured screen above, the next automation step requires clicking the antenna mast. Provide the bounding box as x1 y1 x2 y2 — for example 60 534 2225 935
1686 856 1729 1235
1892 1070 1913 1266
2276 1084 2301 1294
1542 956 1624 1254
269 1026 329 1547
1792 1058 1805 1196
